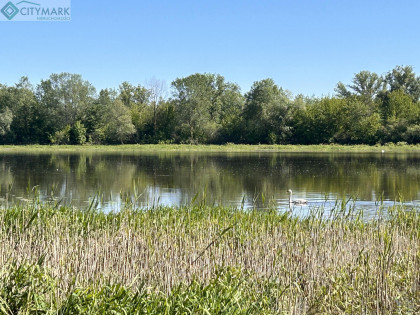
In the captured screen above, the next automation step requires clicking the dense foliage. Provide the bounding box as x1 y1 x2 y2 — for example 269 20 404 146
1 66 420 145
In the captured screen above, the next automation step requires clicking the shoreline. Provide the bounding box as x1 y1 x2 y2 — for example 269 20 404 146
1 143 420 153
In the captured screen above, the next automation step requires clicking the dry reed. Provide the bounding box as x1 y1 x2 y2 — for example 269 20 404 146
0 199 419 314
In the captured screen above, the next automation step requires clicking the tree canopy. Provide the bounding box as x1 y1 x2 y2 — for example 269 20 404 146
1 66 420 145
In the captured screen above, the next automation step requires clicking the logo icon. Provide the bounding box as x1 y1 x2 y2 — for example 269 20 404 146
1 1 19 20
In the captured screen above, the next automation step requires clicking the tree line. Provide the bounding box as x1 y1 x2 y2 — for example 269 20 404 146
1 65 419 145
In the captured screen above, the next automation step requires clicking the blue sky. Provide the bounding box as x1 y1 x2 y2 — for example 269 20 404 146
1 0 420 97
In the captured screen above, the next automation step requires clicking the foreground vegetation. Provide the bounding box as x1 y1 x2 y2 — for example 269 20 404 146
1 65 420 146
0 200 419 314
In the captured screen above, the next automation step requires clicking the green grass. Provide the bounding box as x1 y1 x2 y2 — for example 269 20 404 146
1 143 420 153
0 201 419 314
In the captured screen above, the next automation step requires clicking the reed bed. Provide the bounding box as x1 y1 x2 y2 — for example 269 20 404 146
0 200 419 314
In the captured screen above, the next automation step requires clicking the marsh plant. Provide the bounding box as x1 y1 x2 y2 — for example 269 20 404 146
0 198 419 314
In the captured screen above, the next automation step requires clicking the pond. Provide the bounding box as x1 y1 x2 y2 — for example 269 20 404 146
1 151 419 214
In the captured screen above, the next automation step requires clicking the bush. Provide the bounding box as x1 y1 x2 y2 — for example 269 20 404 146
50 125 71 144
403 125 420 144
70 121 87 145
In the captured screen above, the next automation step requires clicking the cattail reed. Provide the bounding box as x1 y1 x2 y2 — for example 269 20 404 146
0 199 419 314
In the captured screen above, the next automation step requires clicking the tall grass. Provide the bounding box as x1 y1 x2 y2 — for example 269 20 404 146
0 200 419 314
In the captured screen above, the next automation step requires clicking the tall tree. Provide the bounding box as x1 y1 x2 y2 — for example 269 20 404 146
119 82 150 108
385 65 420 102
335 97 381 144
48 72 96 125
171 73 241 143
9 77 39 143
380 89 418 122
104 99 136 144
36 73 96 142
292 97 344 144
119 82 151 142
154 100 176 142
216 82 244 143
0 84 13 141
243 78 291 144
335 70 384 103
146 78 167 138
0 104 12 139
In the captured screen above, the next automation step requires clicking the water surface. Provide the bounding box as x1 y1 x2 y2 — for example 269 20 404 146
1 151 419 214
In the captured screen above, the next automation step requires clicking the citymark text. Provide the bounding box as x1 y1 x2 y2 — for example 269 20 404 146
20 7 70 16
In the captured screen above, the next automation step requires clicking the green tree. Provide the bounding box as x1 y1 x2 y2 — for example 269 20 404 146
0 85 14 141
154 100 176 143
292 97 344 144
379 89 418 122
119 82 151 143
385 65 420 102
171 73 241 143
335 97 381 144
243 79 291 144
172 73 214 143
0 107 12 138
36 73 96 142
119 81 150 108
378 90 420 143
216 85 244 143
104 99 136 144
336 70 384 103
85 89 116 143
48 72 96 125
146 78 167 139
8 77 42 144
36 79 62 141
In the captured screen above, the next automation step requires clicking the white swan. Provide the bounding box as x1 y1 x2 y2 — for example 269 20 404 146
287 189 307 205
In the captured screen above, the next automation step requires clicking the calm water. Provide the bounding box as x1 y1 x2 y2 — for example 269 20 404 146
1 151 419 214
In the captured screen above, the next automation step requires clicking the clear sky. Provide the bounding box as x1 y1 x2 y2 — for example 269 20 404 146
1 0 420 97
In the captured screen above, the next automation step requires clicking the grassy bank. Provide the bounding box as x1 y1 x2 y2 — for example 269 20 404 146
1 143 420 153
0 201 419 314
